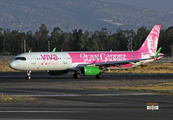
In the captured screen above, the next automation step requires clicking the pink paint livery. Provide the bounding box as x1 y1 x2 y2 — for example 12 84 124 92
137 25 161 53
40 54 58 61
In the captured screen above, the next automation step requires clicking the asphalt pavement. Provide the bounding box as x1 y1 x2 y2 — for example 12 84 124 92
0 72 173 119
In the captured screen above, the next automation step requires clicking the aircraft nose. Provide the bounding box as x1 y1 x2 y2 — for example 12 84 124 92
9 61 16 69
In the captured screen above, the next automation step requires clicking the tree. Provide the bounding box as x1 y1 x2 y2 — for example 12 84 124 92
2 24 173 54
77 29 85 51
26 31 34 52
60 32 71 51
70 29 85 51
86 31 99 51
18 32 26 53
133 26 149 50
0 27 3 53
6 30 20 55
159 27 173 54
39 24 49 51
34 24 49 51
115 28 126 51
50 27 63 51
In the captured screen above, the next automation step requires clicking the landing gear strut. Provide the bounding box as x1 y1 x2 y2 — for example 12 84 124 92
95 72 103 79
73 72 81 79
26 71 31 80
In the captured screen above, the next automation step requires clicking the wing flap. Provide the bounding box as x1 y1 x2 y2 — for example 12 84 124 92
76 58 151 68
95 58 149 67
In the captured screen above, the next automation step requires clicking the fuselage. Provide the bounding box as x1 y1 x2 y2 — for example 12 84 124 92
9 51 163 71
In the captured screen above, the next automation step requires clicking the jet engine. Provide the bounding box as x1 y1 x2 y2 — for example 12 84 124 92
80 66 100 75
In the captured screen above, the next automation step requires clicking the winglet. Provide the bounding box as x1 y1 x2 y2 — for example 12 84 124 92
155 47 162 58
52 48 56 52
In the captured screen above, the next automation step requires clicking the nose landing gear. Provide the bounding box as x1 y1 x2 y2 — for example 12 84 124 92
26 71 31 80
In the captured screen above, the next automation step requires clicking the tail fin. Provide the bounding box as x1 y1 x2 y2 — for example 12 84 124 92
137 25 161 53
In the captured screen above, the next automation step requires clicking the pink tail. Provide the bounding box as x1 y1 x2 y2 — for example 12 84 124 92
137 25 161 53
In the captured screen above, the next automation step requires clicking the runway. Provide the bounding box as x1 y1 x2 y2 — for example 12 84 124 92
0 72 173 119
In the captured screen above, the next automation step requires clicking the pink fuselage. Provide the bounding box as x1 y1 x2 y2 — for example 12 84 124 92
68 51 141 68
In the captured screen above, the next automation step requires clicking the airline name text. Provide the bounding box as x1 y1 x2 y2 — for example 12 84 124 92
40 54 58 61
79 54 126 62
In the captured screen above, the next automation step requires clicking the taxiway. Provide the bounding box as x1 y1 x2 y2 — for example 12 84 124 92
0 72 173 119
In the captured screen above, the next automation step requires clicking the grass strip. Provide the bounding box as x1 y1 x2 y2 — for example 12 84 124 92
84 83 173 94
0 95 37 103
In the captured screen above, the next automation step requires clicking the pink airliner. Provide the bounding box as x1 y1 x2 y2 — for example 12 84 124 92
9 25 163 79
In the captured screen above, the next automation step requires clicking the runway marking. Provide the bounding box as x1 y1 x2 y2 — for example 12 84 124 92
0 111 83 113
10 94 80 97
89 93 157 96
0 119 74 120
8 93 158 97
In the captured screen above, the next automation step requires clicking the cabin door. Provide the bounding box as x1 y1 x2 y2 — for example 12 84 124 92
62 54 67 64
30 54 36 64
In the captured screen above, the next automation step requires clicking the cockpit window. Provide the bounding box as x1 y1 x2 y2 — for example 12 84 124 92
15 57 26 61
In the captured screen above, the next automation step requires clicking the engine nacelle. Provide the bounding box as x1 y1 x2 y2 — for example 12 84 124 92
80 66 100 76
46 70 68 75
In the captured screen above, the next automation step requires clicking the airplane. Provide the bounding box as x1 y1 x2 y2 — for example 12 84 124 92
9 25 163 80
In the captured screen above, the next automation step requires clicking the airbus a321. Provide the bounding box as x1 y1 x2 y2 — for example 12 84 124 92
9 25 163 79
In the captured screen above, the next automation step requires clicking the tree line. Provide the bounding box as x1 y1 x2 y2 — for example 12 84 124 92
0 24 173 55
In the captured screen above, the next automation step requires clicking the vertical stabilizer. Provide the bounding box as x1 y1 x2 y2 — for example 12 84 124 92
137 25 161 53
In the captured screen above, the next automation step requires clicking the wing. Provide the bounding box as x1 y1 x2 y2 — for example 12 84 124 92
77 58 151 68
77 47 163 68
95 58 149 67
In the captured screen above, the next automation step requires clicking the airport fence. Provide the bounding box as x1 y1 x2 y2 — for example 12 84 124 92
154 56 173 63
0 56 15 61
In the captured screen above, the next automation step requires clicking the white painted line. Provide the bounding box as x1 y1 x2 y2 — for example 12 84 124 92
11 94 80 97
0 111 83 113
0 119 75 120
7 93 157 97
0 119 74 120
89 93 157 96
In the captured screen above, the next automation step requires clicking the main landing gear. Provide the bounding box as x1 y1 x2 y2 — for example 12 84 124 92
26 71 31 80
73 72 81 79
95 72 103 79
73 72 103 79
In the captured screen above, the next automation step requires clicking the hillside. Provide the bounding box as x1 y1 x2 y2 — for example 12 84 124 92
98 0 173 12
0 0 173 33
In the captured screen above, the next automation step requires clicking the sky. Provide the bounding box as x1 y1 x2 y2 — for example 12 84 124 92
97 0 173 12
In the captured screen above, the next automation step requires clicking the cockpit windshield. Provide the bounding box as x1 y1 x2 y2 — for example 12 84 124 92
15 57 26 61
